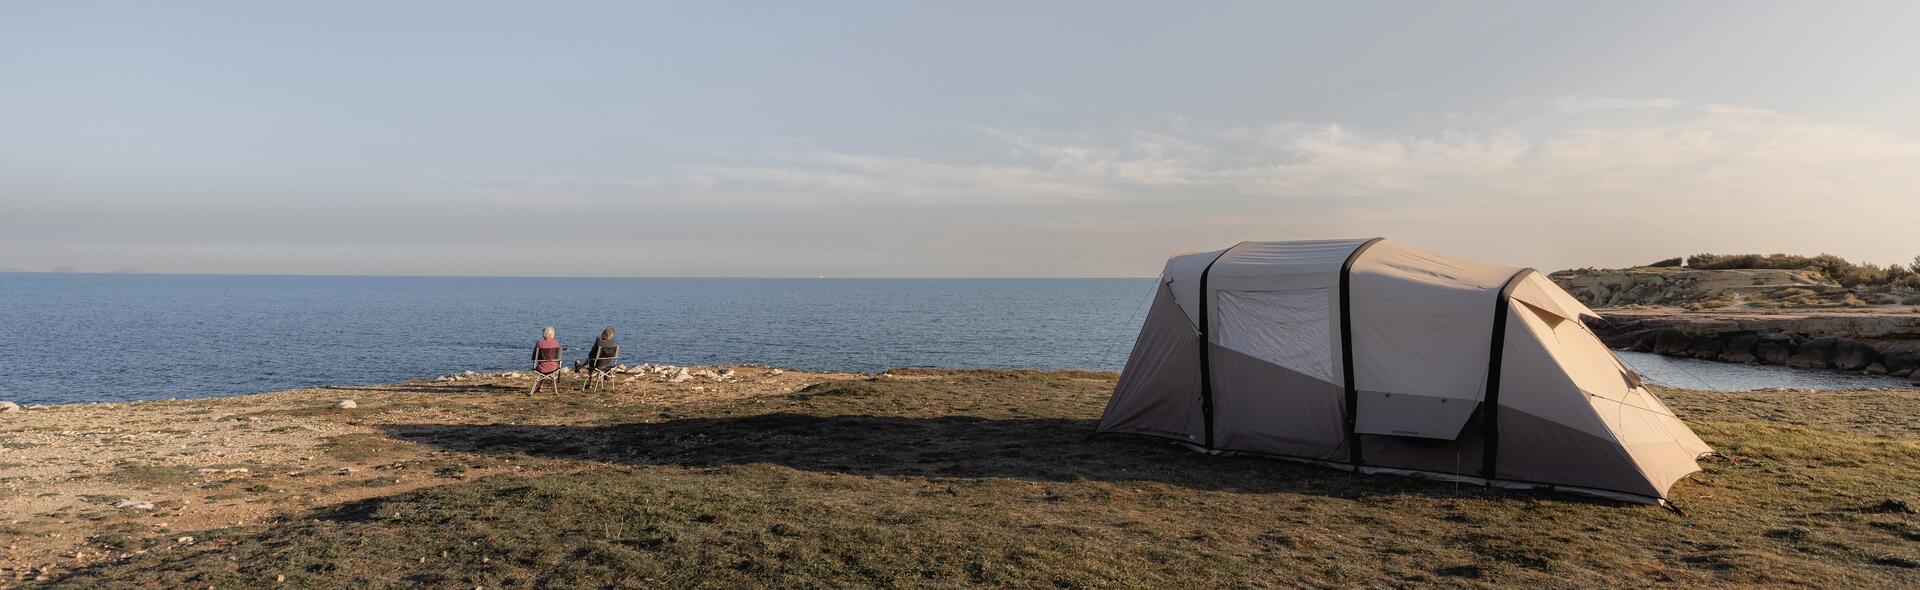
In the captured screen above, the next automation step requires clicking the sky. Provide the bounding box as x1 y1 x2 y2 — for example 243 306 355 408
3 1 1918 277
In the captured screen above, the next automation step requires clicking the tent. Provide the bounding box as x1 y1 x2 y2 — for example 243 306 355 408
1096 238 1713 504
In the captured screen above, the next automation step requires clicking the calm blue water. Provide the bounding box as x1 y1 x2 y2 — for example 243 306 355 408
0 273 1159 405
2 273 1907 405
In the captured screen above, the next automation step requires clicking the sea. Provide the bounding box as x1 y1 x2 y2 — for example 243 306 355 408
1 273 1909 405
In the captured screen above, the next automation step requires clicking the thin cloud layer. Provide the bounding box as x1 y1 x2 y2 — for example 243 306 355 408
5 100 1916 276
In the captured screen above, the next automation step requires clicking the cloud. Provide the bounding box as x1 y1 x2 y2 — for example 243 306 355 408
1553 97 1683 113
553 99 1920 221
10 98 1917 275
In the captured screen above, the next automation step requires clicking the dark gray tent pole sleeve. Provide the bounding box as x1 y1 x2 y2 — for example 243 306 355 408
1480 268 1537 482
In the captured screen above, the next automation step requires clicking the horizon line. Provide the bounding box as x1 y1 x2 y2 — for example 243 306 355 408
0 270 1159 280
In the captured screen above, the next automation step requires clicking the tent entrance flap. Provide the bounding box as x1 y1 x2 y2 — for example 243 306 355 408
1354 392 1479 439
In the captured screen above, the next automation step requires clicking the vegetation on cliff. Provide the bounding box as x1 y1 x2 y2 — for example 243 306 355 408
1682 253 1920 290
1554 253 1920 310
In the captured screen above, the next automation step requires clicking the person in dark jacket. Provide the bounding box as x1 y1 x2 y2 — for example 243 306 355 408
575 327 620 392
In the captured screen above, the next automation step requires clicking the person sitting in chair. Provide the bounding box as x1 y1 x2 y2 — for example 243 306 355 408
577 326 619 392
529 326 563 395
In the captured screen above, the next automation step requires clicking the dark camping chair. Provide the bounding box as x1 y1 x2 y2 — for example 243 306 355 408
530 345 562 395
583 344 619 393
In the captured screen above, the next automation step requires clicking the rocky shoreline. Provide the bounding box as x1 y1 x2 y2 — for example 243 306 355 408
1587 307 1920 385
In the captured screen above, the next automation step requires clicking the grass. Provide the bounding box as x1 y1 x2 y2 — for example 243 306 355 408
32 371 1920 589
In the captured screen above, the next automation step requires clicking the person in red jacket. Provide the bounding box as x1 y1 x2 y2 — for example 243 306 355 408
530 326 563 394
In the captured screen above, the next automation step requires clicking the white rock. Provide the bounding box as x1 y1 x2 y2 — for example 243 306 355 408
667 367 692 383
717 368 736 380
433 376 454 383
0 401 18 414
462 370 478 377
766 369 784 376
336 400 357 410
176 536 194 544
503 372 521 379
614 364 629 372
113 500 154 510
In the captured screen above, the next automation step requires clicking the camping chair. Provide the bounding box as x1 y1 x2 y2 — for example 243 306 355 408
582 344 619 393
530 346 562 395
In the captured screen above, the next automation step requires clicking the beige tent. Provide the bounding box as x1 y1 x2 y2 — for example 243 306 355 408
1097 238 1712 504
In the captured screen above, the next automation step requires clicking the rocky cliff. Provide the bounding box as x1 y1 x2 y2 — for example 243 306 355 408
1582 307 1920 384
1550 266 1855 309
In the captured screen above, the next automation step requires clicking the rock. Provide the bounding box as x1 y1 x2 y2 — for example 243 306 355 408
717 368 737 380
0 401 18 414
614 364 629 373
667 368 691 383
1651 329 1694 356
690 369 721 380
1598 329 1642 349
1720 334 1760 364
766 368 784 376
1882 350 1920 373
1865 363 1888 376
1895 368 1914 378
336 400 357 410
1911 370 1920 386
1830 339 1877 371
1686 336 1727 360
433 376 454 383
113 499 154 510
1755 333 1799 365
462 370 478 377
176 536 194 544
1788 337 1842 369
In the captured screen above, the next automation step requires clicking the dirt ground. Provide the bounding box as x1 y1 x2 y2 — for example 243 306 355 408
0 366 857 585
2 368 1916 588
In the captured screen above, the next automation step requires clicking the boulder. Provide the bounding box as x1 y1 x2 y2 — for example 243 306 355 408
0 401 18 414
1830 339 1877 371
717 368 737 380
1755 333 1800 365
1599 329 1643 349
1912 370 1920 387
1865 363 1888 376
1686 337 1727 360
336 400 358 410
667 367 692 383
1720 334 1760 364
1651 329 1694 356
1787 337 1840 370
1882 350 1920 374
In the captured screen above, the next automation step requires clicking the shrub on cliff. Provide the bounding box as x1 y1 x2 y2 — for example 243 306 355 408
1647 257 1683 268
1685 252 1919 290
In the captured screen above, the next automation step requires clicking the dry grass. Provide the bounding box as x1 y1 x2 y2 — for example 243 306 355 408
23 372 1920 589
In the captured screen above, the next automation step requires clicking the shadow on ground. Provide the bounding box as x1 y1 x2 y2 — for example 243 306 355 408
320 383 525 395
380 413 1561 501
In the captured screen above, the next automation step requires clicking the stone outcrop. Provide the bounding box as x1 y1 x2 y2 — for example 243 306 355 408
1589 307 1920 378
1551 266 1836 308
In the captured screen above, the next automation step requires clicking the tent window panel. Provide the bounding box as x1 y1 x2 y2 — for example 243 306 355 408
1216 289 1335 383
